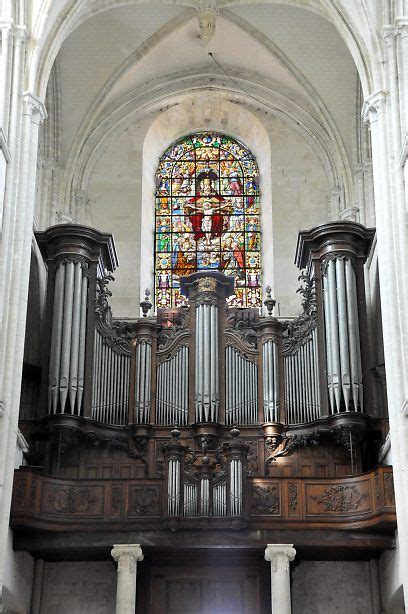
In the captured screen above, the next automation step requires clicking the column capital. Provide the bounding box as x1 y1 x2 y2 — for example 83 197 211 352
395 17 408 38
382 25 397 46
361 90 388 125
21 91 47 125
111 544 144 572
265 544 296 568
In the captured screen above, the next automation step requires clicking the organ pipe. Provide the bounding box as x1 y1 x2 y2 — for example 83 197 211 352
134 340 152 424
262 340 279 422
47 258 89 415
156 346 189 425
225 346 258 425
284 332 320 425
195 302 219 422
91 330 131 425
322 257 363 413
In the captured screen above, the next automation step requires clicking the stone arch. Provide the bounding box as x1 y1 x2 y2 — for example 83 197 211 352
140 97 272 304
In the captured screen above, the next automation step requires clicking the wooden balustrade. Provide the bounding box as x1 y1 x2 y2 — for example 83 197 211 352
11 466 395 532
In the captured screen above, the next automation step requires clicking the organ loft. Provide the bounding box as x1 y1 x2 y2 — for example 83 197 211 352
11 218 394 613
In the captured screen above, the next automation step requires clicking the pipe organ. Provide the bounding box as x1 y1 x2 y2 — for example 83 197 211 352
26 221 388 532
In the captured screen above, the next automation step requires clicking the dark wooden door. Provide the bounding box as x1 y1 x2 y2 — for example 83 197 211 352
138 552 269 614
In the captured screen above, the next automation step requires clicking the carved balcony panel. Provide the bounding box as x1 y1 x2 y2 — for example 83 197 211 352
11 466 395 533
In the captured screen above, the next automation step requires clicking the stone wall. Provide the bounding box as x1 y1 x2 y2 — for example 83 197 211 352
39 561 116 614
87 109 329 319
292 560 375 614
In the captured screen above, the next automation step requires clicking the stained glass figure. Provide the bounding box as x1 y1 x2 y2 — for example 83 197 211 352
155 132 261 308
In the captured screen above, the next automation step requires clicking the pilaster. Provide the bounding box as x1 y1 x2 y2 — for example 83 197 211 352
363 84 408 603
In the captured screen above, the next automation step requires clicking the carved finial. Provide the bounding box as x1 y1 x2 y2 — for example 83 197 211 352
171 424 181 439
140 288 152 317
196 6 218 43
264 285 276 316
230 426 240 439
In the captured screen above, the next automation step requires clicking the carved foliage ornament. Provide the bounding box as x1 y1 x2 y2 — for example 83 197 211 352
48 487 97 513
129 486 160 516
95 275 134 355
283 274 317 355
311 485 368 512
252 483 280 515
288 483 298 511
264 430 320 471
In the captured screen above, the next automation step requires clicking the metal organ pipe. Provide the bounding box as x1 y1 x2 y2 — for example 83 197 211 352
283 330 320 425
262 340 279 423
91 330 131 426
167 458 181 516
195 301 219 423
322 256 364 413
156 347 189 425
133 340 152 424
225 347 258 425
48 259 89 416
336 259 351 408
345 258 363 410
230 459 243 516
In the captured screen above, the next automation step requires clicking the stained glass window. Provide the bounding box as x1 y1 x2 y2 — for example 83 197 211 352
155 132 261 308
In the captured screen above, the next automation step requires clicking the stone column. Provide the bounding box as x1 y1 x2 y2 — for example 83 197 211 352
111 544 143 614
265 544 296 614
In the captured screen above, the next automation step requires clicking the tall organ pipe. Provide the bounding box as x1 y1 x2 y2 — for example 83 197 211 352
195 301 219 423
322 256 364 413
47 259 89 415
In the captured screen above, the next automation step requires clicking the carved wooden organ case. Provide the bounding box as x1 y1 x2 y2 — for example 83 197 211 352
11 222 395 539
